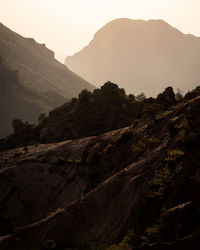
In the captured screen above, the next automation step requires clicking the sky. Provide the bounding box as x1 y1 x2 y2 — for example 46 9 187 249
0 0 200 63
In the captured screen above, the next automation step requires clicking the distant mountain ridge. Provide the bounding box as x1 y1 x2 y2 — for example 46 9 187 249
0 23 94 98
0 23 94 138
65 18 200 96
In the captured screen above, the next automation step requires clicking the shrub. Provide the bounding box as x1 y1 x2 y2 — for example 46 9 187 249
148 150 184 198
165 150 184 162
66 158 73 163
141 103 161 121
132 119 140 128
175 88 183 102
47 208 64 219
74 159 82 164
145 224 160 243
55 157 66 165
148 165 172 198
86 142 102 165
132 139 146 157
133 137 160 158
136 93 146 102
146 137 160 149
115 130 133 145
107 230 135 250
103 144 113 154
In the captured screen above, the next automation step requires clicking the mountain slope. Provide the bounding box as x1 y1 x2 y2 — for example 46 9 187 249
0 94 200 249
0 55 67 138
0 23 94 98
65 18 200 96
0 23 94 138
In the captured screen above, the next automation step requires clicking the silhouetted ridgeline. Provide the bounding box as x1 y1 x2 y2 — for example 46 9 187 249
1 81 199 151
66 18 200 96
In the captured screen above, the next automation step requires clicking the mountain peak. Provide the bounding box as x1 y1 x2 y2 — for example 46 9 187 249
93 18 183 40
66 18 200 97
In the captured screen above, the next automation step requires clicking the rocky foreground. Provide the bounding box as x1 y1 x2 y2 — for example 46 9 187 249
0 96 200 249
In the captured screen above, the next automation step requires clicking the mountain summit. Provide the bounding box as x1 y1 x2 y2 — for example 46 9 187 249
65 18 200 96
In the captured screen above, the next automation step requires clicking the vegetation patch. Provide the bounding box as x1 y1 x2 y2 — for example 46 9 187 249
165 149 184 162
132 136 160 158
107 230 135 250
103 144 113 154
148 149 184 198
74 159 83 165
47 208 64 220
115 130 133 145
55 157 66 165
141 224 160 246
86 142 102 165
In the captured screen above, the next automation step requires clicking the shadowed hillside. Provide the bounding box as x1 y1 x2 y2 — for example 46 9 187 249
0 23 94 137
66 18 200 96
0 55 66 138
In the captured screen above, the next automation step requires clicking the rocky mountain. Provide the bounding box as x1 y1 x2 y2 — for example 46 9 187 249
0 23 94 138
0 84 200 249
65 18 200 97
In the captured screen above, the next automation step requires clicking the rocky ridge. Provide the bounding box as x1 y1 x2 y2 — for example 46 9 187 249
0 95 200 249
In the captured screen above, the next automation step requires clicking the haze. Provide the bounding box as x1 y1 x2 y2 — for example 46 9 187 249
0 0 200 63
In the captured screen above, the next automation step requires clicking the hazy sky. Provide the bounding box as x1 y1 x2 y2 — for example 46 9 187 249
0 0 200 63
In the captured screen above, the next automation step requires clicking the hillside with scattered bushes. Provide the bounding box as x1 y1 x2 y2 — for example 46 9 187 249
0 83 200 249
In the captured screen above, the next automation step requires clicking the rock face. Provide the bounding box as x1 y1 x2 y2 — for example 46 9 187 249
65 18 200 96
0 95 200 249
0 23 94 138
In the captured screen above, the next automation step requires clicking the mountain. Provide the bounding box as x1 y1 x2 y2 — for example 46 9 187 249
0 23 94 137
65 18 200 96
0 55 66 138
0 92 200 249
